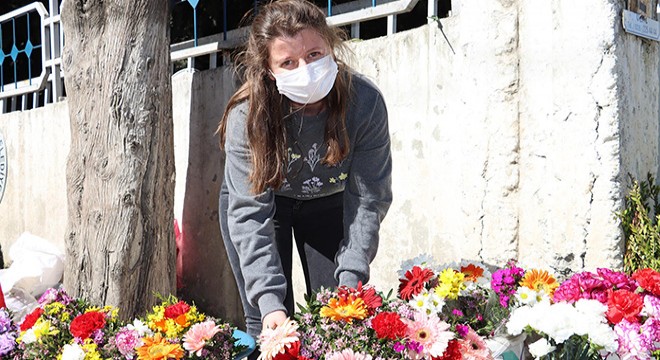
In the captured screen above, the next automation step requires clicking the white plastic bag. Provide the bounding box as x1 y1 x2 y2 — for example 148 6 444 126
1 232 65 297
486 334 526 360
0 281 38 323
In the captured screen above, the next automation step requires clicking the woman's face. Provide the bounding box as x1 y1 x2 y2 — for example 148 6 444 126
267 28 331 75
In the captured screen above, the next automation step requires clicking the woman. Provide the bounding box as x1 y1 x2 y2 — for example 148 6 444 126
217 0 392 343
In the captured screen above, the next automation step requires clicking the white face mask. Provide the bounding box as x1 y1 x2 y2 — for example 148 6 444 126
271 55 339 105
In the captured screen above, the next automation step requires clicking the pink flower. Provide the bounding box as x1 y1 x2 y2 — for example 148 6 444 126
597 268 637 292
326 349 374 360
258 318 300 360
614 319 654 359
642 294 660 319
114 329 143 357
458 326 494 360
182 320 222 356
402 312 454 358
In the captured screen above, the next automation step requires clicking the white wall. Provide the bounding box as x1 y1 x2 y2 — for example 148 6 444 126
0 102 70 258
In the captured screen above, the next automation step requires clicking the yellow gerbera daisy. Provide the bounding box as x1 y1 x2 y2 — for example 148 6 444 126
520 268 559 295
137 333 184 360
320 296 368 323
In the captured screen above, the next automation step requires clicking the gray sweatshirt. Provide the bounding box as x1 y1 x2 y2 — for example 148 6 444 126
221 74 392 319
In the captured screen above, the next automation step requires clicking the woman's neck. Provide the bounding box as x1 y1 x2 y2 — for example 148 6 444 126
291 100 326 116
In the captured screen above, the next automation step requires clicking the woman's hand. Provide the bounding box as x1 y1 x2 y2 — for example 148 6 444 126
262 310 288 331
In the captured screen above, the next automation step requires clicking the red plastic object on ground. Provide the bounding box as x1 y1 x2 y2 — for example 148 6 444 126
0 284 5 308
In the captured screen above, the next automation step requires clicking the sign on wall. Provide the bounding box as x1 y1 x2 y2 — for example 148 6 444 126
623 0 660 41
0 131 6 204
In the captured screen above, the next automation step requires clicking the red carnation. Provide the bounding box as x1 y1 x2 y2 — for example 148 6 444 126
371 311 407 340
398 266 435 300
70 311 106 339
20 308 44 331
164 300 191 319
606 289 643 324
433 339 462 360
273 340 300 360
632 268 660 296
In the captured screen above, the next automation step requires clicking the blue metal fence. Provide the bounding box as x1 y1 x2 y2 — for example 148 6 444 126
0 0 431 113
0 3 48 99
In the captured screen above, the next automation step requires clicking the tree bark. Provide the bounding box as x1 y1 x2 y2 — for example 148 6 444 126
61 0 175 318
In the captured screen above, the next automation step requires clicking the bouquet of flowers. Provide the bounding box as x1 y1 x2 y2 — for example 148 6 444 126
126 295 247 360
397 255 511 338
13 287 125 359
506 267 660 359
257 282 497 360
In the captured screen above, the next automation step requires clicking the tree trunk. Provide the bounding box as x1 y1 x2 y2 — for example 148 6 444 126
61 0 175 318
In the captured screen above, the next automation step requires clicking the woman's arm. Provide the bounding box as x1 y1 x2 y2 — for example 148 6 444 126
336 89 393 286
223 105 288 318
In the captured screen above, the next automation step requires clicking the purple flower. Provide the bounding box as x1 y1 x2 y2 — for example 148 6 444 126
491 260 524 307
38 288 73 305
0 331 16 356
0 309 13 333
393 342 405 352
452 309 464 317
91 329 105 344
406 340 423 353
455 324 469 337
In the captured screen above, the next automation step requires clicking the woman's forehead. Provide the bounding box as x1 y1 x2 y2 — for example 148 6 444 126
268 28 328 57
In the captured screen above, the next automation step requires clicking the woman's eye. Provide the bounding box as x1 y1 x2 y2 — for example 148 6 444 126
308 52 322 59
281 60 293 67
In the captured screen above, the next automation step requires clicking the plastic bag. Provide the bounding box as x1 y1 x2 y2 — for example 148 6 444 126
1 232 65 298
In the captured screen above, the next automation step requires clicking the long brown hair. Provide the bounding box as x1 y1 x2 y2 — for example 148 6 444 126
217 0 352 194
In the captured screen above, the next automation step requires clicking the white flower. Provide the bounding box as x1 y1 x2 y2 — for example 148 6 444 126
21 329 37 344
535 302 577 343
61 343 86 360
528 338 556 358
258 318 300 360
126 319 153 337
574 299 607 319
587 322 618 353
514 287 539 306
506 304 535 336
409 290 445 315
572 299 617 351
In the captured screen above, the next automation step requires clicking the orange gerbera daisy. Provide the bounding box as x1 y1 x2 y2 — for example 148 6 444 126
320 295 368 323
137 333 184 360
460 264 485 282
520 268 559 295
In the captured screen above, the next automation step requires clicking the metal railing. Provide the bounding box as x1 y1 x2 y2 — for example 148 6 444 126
0 0 63 113
0 0 434 114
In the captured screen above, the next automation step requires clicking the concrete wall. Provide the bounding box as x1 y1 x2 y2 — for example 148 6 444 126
1 0 659 321
0 102 70 256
